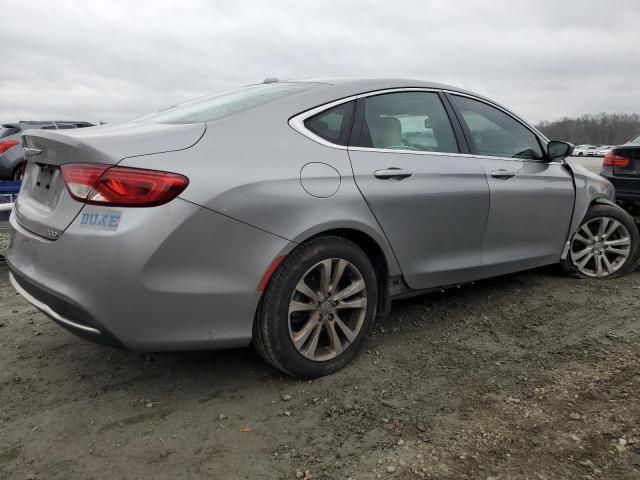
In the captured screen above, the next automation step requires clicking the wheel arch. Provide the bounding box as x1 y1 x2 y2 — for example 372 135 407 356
591 197 618 208
261 225 399 317
561 195 630 260
306 228 393 316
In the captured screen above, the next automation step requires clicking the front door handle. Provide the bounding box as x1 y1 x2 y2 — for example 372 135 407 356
374 168 413 180
491 169 517 179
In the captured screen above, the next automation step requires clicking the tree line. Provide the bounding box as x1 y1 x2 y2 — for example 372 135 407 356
535 113 640 145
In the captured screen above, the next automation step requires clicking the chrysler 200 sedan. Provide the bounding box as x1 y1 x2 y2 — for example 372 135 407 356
7 79 640 378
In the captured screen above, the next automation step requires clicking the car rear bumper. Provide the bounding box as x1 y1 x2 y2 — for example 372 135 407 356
601 172 640 206
8 267 127 348
6 198 293 351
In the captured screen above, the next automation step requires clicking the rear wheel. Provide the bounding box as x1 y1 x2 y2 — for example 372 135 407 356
561 204 640 278
253 236 377 378
12 162 25 181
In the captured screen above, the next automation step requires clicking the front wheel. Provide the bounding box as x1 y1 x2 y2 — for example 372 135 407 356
253 236 378 378
561 204 640 278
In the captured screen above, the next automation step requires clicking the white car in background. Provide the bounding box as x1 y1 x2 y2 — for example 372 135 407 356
596 145 613 156
573 145 592 156
585 146 601 156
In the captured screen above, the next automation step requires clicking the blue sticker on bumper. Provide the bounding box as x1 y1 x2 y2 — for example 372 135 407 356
79 209 122 231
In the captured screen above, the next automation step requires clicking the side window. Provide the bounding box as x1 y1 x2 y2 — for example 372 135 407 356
304 101 355 146
355 92 459 153
450 95 544 160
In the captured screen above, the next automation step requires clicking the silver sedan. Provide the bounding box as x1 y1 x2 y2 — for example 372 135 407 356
7 79 640 377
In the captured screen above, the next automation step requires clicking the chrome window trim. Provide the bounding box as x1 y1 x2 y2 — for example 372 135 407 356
348 145 476 159
288 88 443 150
288 87 551 160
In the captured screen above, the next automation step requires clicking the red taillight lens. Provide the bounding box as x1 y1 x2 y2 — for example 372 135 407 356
61 163 189 207
0 140 19 154
603 152 630 167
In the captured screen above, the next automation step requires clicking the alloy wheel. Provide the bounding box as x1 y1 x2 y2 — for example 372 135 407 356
288 258 367 362
570 216 631 277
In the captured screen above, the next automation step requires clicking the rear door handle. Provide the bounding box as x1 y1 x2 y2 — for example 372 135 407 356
374 168 413 180
490 169 517 179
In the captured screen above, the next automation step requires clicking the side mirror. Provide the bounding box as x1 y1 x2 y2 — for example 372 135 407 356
547 140 574 160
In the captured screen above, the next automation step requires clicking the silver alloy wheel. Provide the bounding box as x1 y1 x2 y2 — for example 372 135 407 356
569 216 632 277
288 258 368 362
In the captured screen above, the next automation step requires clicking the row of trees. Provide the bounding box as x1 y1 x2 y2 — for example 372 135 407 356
535 113 640 145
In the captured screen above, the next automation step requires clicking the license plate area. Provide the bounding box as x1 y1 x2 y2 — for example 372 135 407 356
20 162 65 212
29 163 60 204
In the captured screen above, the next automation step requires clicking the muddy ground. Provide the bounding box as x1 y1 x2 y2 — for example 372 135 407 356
1 244 639 479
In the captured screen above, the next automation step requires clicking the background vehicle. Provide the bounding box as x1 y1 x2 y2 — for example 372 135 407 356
0 121 94 180
601 133 640 219
6 79 639 378
585 145 601 156
573 145 593 156
596 145 613 156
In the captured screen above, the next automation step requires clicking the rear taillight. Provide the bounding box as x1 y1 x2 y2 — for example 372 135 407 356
0 140 19 154
61 163 189 207
603 151 630 167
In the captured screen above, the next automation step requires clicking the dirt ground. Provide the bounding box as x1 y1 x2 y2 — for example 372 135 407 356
1 239 639 480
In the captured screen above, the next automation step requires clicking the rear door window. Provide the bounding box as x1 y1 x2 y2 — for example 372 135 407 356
450 95 544 160
354 92 459 153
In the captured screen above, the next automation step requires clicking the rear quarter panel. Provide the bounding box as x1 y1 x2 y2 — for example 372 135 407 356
119 100 402 277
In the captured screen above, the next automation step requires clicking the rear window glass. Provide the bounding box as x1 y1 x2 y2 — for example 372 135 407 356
133 83 319 125
630 134 640 145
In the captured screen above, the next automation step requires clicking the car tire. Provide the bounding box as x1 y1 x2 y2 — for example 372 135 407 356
561 204 640 279
12 162 25 181
253 236 378 378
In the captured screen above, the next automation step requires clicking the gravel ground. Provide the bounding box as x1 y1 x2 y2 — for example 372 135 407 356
1 255 639 479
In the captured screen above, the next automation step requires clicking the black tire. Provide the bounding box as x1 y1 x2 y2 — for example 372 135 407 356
12 162 25 181
561 204 640 279
253 236 378 378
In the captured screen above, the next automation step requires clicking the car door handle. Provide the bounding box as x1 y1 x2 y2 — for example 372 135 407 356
374 168 413 180
490 169 517 179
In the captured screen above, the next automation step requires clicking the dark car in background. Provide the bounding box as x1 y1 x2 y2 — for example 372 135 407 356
601 133 640 219
0 121 94 180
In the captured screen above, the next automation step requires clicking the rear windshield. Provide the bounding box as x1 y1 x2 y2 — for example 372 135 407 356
133 83 319 125
631 134 640 145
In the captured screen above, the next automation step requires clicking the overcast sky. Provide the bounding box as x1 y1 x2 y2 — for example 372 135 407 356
2 0 639 125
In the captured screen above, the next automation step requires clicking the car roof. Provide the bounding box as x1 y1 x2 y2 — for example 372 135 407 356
275 77 478 97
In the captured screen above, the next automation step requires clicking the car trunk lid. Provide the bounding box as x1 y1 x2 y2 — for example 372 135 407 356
14 122 205 240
